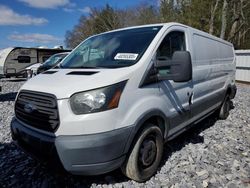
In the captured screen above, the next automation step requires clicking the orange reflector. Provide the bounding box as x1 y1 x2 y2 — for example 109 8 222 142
108 90 122 109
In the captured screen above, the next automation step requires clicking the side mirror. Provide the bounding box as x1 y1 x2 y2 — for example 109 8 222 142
155 51 192 82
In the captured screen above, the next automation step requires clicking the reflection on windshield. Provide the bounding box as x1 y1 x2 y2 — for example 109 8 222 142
60 26 162 69
44 54 67 66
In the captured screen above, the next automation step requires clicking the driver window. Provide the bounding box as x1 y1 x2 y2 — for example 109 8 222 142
156 31 186 76
157 31 186 60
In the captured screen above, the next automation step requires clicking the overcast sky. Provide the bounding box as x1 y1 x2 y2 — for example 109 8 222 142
0 0 158 49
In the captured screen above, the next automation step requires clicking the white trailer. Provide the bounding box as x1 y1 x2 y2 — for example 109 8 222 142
0 47 14 78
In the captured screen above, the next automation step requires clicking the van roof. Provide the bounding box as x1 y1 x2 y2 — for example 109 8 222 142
96 22 180 34
92 22 233 47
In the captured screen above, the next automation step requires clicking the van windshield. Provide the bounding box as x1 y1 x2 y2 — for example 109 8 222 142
60 26 162 69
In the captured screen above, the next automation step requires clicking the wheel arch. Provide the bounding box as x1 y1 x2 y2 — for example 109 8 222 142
227 84 237 99
123 109 169 154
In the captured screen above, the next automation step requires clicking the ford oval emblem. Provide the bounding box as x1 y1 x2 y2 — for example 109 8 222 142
24 103 36 113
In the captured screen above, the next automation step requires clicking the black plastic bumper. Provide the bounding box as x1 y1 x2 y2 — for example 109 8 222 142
11 118 133 175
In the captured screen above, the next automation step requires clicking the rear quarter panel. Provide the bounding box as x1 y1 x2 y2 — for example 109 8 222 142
190 28 235 119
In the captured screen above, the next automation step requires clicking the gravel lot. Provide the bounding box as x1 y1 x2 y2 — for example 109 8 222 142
0 79 250 188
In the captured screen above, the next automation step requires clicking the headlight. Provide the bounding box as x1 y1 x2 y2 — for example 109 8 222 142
70 80 127 114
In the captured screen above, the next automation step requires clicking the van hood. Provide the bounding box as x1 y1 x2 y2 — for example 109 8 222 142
21 68 132 99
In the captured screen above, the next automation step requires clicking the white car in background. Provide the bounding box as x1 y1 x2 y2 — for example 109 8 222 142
25 52 70 77
25 63 42 77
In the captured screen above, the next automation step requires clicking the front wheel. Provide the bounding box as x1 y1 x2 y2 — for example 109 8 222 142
121 123 163 182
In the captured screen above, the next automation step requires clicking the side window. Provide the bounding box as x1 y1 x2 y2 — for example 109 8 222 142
156 31 186 76
157 31 186 60
17 56 31 63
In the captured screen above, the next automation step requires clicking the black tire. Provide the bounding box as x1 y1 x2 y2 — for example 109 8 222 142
121 123 163 182
218 95 230 119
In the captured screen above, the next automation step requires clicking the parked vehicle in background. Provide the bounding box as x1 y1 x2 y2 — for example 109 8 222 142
0 47 70 78
25 63 42 77
37 52 70 74
24 52 70 77
11 23 237 182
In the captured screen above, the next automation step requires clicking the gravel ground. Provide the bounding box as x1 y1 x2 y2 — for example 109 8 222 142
0 79 250 188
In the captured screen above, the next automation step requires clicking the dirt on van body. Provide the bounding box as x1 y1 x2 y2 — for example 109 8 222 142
0 79 249 188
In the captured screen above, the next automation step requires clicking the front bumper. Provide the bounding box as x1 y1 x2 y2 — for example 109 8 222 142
11 118 133 175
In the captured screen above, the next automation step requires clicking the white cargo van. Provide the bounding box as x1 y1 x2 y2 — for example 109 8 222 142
11 23 237 182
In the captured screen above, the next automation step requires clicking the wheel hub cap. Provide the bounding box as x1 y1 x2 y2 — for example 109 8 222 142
140 139 157 167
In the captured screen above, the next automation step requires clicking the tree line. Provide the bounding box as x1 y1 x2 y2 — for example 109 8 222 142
65 0 250 49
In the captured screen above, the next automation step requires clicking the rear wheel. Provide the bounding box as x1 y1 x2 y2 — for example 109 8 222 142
121 123 163 182
218 95 230 119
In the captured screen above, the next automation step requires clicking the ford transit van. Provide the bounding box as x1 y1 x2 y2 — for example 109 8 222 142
11 23 237 182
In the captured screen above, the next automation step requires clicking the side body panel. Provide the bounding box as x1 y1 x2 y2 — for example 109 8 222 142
190 29 235 121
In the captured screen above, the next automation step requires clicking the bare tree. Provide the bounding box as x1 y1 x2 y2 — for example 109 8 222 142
65 0 250 49
134 4 160 25
209 0 220 34
225 0 250 48
220 0 228 39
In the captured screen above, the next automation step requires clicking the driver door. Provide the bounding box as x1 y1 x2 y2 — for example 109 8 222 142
157 28 194 136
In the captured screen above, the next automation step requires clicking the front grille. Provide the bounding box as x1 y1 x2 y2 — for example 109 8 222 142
15 90 59 132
